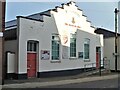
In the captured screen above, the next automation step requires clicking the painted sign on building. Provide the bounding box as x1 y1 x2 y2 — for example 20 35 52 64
41 50 50 60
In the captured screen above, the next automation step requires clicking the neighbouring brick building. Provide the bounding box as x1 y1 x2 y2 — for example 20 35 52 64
0 0 5 85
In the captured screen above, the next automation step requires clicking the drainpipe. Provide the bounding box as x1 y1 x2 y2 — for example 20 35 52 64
114 8 119 72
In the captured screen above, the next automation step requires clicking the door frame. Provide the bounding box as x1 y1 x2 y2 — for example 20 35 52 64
96 47 101 69
27 40 39 78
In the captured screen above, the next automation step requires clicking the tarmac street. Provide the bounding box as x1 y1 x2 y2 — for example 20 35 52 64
2 74 118 88
41 78 118 88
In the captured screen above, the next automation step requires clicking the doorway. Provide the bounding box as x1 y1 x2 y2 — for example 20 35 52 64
96 47 101 69
27 41 38 78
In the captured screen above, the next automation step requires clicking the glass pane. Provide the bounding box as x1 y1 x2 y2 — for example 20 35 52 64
33 43 37 52
30 42 32 51
70 34 76 57
52 36 55 40
84 44 89 59
27 42 30 51
51 35 60 60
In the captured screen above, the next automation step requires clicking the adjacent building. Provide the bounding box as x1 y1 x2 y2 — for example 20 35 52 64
0 0 5 84
95 28 120 71
4 1 103 79
118 1 120 33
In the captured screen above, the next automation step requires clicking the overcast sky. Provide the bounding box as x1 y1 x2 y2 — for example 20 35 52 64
6 0 119 31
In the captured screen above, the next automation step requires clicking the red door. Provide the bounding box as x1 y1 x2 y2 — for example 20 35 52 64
27 53 36 78
96 52 99 69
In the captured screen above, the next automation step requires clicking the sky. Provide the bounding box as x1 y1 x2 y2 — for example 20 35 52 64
6 0 119 32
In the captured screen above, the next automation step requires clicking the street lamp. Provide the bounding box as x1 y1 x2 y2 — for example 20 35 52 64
114 8 119 72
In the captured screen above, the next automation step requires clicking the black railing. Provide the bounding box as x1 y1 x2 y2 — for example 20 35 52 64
84 60 110 76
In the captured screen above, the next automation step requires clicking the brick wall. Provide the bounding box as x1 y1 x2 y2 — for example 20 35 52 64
0 1 2 85
0 38 3 85
0 2 2 32
0 0 5 85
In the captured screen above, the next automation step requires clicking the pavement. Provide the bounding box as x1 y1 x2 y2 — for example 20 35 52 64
2 71 119 88
0 85 2 90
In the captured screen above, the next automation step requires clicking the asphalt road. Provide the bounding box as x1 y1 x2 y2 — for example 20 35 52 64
41 78 119 88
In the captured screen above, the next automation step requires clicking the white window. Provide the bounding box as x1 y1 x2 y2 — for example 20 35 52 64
84 38 90 60
51 34 60 60
70 33 76 57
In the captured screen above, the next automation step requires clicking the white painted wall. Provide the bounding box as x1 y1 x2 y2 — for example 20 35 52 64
52 4 95 35
104 38 115 70
18 19 103 73
118 37 120 70
4 40 18 73
39 30 103 72
16 2 103 74
104 37 120 70
18 18 44 74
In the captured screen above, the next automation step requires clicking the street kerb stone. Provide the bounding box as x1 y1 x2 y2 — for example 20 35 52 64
0 85 2 90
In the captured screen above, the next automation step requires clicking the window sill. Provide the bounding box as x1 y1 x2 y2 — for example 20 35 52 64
84 59 90 62
69 57 77 60
50 60 61 63
27 51 37 53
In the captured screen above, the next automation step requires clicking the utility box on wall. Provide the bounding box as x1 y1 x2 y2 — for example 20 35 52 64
6 52 15 79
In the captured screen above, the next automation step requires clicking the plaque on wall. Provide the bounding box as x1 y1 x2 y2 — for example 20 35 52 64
62 46 68 59
41 50 50 60
78 52 83 59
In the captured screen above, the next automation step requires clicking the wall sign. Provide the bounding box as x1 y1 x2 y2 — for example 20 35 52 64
78 52 83 59
62 35 68 44
62 46 68 59
65 16 80 28
65 23 80 28
72 17 75 24
41 50 50 60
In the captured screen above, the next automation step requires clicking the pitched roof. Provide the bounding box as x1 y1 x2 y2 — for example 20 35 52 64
4 29 17 40
95 28 120 38
5 10 51 29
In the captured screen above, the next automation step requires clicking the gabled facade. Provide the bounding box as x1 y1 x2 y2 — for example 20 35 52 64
4 1 103 79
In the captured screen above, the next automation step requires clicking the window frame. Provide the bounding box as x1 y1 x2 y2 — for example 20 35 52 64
51 34 60 60
27 41 37 53
70 33 76 58
83 38 90 61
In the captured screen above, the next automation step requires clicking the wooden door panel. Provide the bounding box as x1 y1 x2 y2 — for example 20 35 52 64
96 52 99 69
27 53 36 78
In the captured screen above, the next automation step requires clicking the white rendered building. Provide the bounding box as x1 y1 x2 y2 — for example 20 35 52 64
4 1 103 79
